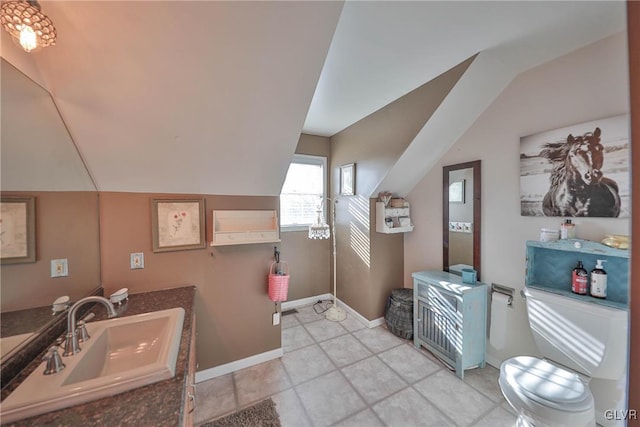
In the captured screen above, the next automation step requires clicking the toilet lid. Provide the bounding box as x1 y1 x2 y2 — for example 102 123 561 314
502 356 592 412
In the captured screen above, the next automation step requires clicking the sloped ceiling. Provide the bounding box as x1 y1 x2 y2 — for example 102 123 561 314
2 1 344 195
1 1 626 197
304 1 626 138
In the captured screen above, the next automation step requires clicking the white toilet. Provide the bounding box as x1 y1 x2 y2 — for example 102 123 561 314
499 286 628 427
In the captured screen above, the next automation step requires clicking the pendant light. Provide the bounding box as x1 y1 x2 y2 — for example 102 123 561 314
1 1 56 53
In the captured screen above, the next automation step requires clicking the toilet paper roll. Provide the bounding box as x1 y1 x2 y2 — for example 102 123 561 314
490 293 510 350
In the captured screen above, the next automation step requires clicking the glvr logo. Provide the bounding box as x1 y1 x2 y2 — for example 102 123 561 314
604 409 637 420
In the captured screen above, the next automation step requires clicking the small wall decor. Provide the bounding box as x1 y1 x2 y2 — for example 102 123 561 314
152 198 206 252
449 179 465 203
0 196 36 264
520 114 629 217
340 163 355 196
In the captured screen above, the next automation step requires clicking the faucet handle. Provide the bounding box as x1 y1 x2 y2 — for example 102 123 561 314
62 330 81 357
77 320 90 342
43 346 65 375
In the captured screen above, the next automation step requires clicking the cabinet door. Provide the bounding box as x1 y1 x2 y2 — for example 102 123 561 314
417 293 458 362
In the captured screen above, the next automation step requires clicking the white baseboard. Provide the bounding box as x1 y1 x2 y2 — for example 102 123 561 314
281 294 333 311
195 348 283 383
485 354 501 369
335 298 385 328
283 294 384 329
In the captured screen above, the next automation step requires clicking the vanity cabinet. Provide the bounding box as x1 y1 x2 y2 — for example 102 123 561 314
375 201 414 233
181 312 197 427
412 270 488 379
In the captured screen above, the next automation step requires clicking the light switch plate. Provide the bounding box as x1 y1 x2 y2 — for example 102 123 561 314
51 259 68 278
130 252 144 269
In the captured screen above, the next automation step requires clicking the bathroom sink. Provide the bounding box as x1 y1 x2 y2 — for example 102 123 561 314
1 307 185 423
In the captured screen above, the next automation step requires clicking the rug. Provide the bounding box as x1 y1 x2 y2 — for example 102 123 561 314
202 398 281 427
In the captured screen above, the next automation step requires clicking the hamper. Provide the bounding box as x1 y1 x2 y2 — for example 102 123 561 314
384 288 414 339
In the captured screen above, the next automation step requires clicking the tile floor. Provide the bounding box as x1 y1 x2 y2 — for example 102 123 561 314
194 304 518 427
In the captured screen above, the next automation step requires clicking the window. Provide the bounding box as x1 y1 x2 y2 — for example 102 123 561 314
280 154 327 230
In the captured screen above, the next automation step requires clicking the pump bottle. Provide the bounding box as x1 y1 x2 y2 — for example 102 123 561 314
590 259 607 298
571 261 588 295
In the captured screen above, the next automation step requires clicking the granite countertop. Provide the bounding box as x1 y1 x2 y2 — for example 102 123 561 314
1 286 196 427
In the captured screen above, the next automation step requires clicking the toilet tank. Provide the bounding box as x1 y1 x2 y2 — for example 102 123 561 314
524 286 628 380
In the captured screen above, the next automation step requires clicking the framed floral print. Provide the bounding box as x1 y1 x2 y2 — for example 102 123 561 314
1 196 36 264
152 198 206 252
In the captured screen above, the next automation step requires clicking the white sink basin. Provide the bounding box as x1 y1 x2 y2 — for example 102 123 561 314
1 307 185 423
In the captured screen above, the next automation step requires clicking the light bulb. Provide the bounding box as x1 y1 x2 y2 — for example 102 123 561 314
19 25 37 52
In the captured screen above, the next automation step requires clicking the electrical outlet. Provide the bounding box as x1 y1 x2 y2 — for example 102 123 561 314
272 312 281 326
130 252 144 269
50 259 68 278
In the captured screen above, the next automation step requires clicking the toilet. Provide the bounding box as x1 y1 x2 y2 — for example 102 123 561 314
498 286 628 427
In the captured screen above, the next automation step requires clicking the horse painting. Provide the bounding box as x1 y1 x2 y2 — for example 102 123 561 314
540 127 621 217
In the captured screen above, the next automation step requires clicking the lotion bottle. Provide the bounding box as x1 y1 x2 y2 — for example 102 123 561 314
571 261 588 295
590 259 607 298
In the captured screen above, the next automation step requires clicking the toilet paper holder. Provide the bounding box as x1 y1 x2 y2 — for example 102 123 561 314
491 283 514 307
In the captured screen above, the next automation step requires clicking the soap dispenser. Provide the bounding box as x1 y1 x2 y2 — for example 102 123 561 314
590 259 607 298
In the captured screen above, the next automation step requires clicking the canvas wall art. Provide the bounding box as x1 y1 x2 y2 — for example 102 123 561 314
520 115 629 218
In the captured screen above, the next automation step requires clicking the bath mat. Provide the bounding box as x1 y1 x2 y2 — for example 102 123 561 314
203 398 281 427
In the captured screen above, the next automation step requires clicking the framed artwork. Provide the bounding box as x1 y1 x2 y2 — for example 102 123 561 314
449 179 465 203
152 198 206 252
520 114 629 217
340 163 356 196
1 196 36 264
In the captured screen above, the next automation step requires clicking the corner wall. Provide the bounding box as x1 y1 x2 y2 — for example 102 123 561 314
279 134 332 301
405 32 630 363
329 56 473 320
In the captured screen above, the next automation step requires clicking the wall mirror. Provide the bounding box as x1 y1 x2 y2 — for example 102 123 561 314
1 59 100 363
443 160 481 280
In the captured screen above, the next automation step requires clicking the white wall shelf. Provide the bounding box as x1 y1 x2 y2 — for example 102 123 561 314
211 210 280 246
375 201 414 234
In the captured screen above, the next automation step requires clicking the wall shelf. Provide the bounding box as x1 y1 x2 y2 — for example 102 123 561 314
525 239 629 308
375 201 414 233
211 210 280 246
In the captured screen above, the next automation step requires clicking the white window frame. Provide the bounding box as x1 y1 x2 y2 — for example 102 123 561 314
280 154 327 232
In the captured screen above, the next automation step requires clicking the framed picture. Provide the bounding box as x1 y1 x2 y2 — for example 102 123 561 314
1 196 36 264
152 198 206 252
520 114 629 217
449 179 465 203
340 163 356 196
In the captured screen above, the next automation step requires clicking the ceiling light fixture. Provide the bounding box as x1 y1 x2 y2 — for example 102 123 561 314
1 1 56 53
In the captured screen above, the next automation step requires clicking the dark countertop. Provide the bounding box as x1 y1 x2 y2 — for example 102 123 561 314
1 286 197 426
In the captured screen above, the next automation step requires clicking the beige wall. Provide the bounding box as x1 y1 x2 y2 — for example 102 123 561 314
279 133 332 300
99 192 280 370
1 191 100 311
405 32 630 365
329 57 473 320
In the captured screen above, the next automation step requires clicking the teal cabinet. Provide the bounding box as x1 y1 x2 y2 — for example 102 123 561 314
412 270 489 379
525 239 629 310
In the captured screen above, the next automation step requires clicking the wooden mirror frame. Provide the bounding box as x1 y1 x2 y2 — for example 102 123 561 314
443 160 481 281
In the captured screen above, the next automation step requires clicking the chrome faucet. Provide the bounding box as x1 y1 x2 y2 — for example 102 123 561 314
63 296 117 357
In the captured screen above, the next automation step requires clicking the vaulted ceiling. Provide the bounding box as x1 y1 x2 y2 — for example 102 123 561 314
0 1 626 196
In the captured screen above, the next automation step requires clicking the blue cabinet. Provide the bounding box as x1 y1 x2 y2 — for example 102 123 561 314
525 240 629 310
412 270 489 379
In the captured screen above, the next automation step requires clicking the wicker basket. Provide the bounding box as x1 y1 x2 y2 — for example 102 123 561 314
384 288 413 339
268 261 289 302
